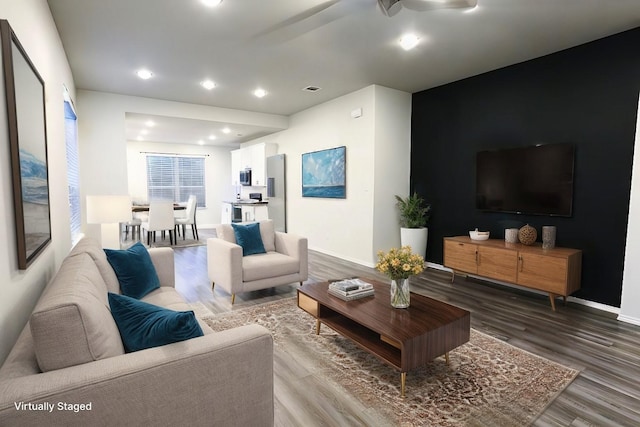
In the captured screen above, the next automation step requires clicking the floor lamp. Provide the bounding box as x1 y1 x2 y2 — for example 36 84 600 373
86 195 132 249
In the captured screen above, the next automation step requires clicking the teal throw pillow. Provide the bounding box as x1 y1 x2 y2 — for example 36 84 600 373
231 222 266 256
104 242 160 299
108 293 204 353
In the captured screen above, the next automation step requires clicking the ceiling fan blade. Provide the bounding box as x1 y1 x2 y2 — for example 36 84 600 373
377 0 402 17
401 0 478 11
253 0 368 44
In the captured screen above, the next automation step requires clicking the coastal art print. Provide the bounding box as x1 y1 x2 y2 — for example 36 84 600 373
1 20 51 269
302 146 346 198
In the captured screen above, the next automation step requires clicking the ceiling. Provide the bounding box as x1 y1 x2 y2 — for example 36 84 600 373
47 0 640 146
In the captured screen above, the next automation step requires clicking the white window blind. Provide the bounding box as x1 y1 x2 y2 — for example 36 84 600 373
146 155 206 207
64 99 81 243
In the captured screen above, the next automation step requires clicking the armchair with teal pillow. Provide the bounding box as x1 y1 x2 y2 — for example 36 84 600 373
208 219 308 304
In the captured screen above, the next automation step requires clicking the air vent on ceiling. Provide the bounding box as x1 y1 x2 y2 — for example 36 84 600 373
302 86 322 92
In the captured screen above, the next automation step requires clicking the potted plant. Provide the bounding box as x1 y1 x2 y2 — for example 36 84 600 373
395 192 431 259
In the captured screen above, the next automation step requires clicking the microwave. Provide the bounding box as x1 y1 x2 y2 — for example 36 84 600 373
239 168 252 186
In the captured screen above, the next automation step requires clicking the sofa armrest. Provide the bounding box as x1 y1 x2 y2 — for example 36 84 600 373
0 325 274 427
148 247 175 288
275 232 308 281
207 238 243 290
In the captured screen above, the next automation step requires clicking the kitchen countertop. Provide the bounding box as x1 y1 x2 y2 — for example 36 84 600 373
223 200 269 205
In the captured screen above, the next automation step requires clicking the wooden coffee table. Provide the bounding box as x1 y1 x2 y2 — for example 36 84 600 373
297 279 470 397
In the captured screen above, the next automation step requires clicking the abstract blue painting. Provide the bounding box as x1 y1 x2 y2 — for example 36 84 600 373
302 146 346 198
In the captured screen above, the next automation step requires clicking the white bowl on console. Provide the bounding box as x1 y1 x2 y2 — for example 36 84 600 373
469 229 490 240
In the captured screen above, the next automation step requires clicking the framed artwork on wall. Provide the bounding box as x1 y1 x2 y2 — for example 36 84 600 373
1 20 51 269
302 146 346 199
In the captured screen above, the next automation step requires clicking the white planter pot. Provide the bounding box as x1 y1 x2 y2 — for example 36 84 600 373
400 227 428 259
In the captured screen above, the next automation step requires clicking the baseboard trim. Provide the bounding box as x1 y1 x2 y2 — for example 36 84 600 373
617 314 640 326
309 246 376 269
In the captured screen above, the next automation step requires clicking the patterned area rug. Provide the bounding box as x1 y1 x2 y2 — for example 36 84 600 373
201 298 578 426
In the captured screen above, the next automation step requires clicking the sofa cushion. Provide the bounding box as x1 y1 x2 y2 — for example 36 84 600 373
105 242 160 299
30 253 125 372
67 237 121 294
242 252 300 282
108 293 204 353
232 222 266 256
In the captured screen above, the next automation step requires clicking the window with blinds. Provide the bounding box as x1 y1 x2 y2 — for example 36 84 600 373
64 100 81 243
146 155 206 207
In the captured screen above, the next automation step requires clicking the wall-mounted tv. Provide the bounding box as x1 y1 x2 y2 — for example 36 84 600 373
476 143 575 216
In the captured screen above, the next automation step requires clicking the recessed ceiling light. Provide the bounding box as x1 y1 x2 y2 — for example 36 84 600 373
303 86 322 92
201 0 222 7
145 120 155 127
253 88 267 98
201 79 216 90
198 140 205 145
136 69 153 80
208 134 217 140
399 34 420 51
221 127 231 134
140 129 149 135
136 136 144 141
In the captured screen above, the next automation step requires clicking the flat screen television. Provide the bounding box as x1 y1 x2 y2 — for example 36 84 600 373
475 143 575 216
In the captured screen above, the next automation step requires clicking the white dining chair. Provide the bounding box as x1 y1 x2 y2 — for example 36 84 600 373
175 195 198 240
141 201 175 245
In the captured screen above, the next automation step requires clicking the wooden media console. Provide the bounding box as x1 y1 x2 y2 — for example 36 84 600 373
443 236 582 310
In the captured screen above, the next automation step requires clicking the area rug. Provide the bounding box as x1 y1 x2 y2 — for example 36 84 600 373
201 298 578 426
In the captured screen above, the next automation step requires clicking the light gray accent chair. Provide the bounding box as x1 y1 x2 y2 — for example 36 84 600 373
0 237 274 426
208 219 308 304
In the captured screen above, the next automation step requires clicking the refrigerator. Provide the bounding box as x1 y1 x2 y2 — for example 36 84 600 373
266 154 286 232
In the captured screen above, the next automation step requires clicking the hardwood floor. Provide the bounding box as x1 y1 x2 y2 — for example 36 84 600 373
174 244 640 426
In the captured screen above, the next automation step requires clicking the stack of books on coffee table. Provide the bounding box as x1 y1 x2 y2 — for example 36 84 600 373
328 278 374 301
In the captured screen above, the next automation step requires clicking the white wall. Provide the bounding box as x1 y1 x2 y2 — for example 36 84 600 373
76 90 288 240
0 0 76 363
126 140 233 227
243 85 411 267
619 93 640 325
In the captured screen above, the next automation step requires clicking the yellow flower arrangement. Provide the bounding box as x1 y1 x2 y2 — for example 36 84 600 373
375 246 425 280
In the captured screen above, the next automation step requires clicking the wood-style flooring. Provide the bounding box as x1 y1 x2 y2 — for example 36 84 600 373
174 243 640 426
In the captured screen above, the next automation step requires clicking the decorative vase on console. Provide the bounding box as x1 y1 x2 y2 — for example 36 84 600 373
375 246 425 308
395 192 431 259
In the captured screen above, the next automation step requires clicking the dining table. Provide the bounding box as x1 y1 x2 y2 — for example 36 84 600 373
131 204 186 213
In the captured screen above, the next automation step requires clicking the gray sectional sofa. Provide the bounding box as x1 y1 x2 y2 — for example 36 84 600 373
0 237 274 426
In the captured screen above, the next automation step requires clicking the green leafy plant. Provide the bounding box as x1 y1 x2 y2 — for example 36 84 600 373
395 192 431 228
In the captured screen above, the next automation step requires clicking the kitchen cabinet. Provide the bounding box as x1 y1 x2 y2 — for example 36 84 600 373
443 236 581 311
230 143 277 187
249 143 277 186
221 203 233 224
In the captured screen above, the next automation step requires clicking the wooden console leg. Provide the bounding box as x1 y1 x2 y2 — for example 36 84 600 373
315 319 321 335
211 282 215 290
231 294 236 305
445 352 450 365
401 372 406 398
451 270 455 283
548 293 557 311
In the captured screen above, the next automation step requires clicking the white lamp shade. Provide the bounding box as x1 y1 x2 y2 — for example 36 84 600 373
86 195 132 224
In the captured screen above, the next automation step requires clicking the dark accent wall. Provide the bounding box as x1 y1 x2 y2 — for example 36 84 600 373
411 27 640 307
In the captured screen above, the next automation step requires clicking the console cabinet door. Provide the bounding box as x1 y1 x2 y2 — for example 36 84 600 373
477 246 518 283
517 252 568 294
444 240 477 274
